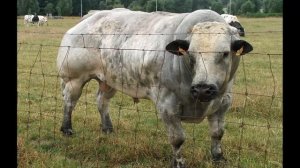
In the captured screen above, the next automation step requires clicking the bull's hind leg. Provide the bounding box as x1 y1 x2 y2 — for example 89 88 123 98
207 93 232 162
96 82 116 134
60 79 87 135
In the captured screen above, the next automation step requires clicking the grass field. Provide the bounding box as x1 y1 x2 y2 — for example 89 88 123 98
17 16 282 168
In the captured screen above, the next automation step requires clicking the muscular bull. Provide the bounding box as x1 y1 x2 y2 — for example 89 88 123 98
57 8 253 167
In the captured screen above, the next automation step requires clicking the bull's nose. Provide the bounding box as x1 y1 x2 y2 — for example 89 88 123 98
190 84 218 101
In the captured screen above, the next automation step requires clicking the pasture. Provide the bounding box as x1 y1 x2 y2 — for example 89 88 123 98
17 16 282 168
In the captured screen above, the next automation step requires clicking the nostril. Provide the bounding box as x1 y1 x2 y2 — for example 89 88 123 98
190 84 218 101
198 84 204 88
191 85 200 91
191 84 217 94
205 90 212 94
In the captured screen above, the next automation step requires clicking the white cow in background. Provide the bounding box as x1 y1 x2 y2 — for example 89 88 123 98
221 14 239 23
221 14 245 36
38 16 48 26
24 15 33 25
24 15 48 26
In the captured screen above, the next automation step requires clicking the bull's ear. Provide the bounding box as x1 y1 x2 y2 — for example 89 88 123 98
231 40 253 56
166 40 189 56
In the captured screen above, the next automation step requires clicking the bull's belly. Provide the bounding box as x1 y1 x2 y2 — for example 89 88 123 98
106 80 152 99
101 69 160 100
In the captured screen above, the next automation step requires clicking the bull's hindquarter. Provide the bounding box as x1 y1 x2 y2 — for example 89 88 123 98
57 9 252 167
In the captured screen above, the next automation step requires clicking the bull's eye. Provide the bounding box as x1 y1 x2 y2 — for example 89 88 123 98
223 52 229 58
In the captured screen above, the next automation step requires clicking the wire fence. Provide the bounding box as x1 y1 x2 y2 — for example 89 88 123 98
17 30 282 168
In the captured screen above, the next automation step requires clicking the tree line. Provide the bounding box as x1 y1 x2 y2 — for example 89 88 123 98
17 0 282 16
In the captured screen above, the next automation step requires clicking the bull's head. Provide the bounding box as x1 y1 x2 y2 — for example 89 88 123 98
166 22 253 102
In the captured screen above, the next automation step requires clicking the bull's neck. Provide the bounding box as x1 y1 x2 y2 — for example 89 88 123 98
160 55 193 99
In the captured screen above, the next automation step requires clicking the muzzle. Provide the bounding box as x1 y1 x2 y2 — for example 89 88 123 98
190 83 218 102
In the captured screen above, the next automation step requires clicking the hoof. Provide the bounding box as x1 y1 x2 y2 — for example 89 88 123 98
60 127 73 136
102 127 113 134
212 154 226 162
171 158 186 168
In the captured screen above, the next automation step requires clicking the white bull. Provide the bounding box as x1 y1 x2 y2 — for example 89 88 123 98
57 9 253 167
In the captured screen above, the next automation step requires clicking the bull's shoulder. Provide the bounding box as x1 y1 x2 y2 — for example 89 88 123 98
68 9 225 37
150 11 178 16
174 9 225 39
81 11 98 21
81 8 131 21
111 8 130 12
189 9 224 22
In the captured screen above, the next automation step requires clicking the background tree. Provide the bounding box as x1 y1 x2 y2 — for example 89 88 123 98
163 0 175 12
71 0 81 15
145 0 156 12
197 0 210 9
18 0 40 15
240 0 255 14
231 0 244 14
226 0 236 14
163 0 192 13
56 0 73 16
145 0 164 12
104 0 117 10
251 0 262 13
55 6 61 16
113 0 125 8
17 0 282 16
264 0 282 13
17 0 27 15
271 0 282 13
211 0 224 14
220 0 229 5
29 0 40 14
128 0 144 11
37 0 46 14
44 3 55 14
120 0 134 8
99 0 107 10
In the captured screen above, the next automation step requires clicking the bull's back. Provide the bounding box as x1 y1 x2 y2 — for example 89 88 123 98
57 9 223 68
57 9 187 82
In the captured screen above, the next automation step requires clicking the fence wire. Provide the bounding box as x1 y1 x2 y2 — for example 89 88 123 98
17 30 282 168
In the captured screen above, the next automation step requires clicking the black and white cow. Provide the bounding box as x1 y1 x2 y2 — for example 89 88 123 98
57 8 253 167
31 13 39 25
221 14 245 36
24 14 47 26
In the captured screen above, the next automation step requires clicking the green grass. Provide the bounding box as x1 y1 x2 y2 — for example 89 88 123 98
17 16 282 168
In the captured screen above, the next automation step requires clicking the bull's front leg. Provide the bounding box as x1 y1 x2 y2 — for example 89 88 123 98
207 93 232 162
158 99 186 168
